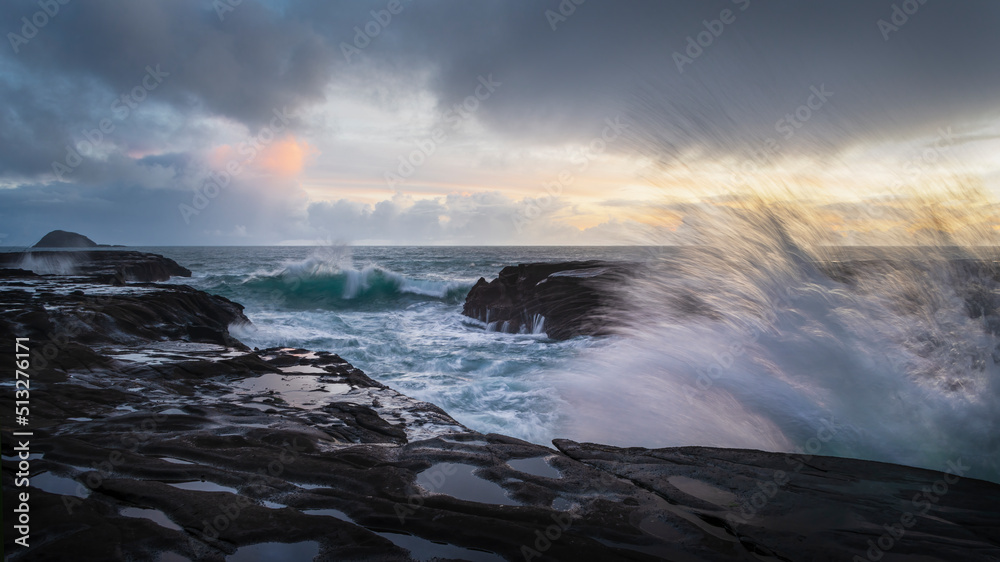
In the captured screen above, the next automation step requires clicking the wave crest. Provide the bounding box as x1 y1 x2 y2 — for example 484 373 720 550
237 257 471 309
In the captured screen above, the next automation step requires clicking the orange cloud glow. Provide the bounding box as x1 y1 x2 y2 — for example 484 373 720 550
257 137 317 176
206 136 317 177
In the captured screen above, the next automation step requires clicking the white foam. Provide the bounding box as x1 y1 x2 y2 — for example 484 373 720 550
553 211 1000 482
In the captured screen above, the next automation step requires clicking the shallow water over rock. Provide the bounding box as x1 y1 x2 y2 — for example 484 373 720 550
416 462 519 506
31 472 88 498
226 541 321 561
507 455 561 479
167 480 239 494
120 507 182 531
226 373 352 409
377 532 505 562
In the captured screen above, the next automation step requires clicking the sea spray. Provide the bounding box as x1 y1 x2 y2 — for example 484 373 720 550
17 252 79 275
554 198 1000 483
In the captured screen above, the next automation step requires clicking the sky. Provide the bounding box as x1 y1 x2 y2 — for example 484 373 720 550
1 0 999 246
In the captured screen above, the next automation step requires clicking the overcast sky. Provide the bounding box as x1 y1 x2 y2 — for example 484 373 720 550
1 0 999 246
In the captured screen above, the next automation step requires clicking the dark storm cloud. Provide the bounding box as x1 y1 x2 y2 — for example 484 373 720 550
9 0 334 123
1 0 335 177
3 0 998 177
357 0 1000 154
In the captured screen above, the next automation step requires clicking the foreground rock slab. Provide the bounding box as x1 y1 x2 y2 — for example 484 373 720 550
555 440 1000 562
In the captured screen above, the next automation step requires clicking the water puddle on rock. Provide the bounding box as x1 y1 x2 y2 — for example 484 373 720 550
279 365 327 374
228 373 351 409
158 457 195 465
416 463 518 506
167 480 239 494
439 436 489 446
378 532 505 562
279 348 319 359
295 505 501 561
238 401 278 412
31 472 89 498
120 507 182 531
301 508 351 521
507 456 561 479
157 408 187 416
552 497 574 510
226 541 321 561
107 342 238 366
2 452 44 462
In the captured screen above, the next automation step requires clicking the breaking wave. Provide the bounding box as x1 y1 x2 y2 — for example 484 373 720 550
229 257 472 310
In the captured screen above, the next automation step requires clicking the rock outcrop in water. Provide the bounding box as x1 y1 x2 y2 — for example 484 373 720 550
463 261 627 339
466 255 1000 342
0 250 191 283
2 253 999 561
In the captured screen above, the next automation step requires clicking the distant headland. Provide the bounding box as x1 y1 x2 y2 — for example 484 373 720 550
32 229 124 248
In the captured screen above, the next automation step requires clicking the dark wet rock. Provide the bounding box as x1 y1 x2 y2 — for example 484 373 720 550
463 261 629 339
554 440 1000 561
2 261 999 561
0 250 190 282
0 279 249 354
32 230 99 248
0 268 39 279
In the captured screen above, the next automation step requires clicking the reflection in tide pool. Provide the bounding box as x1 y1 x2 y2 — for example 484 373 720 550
416 463 519 506
226 541 321 561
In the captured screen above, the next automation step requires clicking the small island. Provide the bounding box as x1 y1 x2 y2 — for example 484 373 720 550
32 230 124 248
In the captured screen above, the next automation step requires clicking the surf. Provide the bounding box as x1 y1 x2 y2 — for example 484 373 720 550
220 255 473 310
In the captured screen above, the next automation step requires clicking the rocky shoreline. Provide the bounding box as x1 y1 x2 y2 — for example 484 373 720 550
0 250 191 284
2 251 999 561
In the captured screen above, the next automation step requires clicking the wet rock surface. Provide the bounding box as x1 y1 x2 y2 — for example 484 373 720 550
554 441 1000 562
2 256 999 561
0 250 191 283
462 261 629 340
